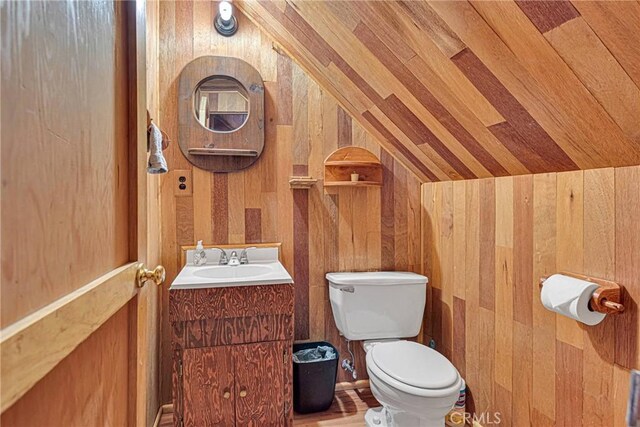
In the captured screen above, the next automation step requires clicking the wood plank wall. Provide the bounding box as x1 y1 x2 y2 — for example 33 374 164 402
422 165 640 426
158 4 422 403
238 0 640 181
1 1 132 424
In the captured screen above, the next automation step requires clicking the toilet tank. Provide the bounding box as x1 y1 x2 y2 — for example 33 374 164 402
326 271 428 341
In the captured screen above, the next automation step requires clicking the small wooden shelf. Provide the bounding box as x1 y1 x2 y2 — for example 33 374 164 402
324 147 382 188
324 160 381 167
188 147 258 157
324 181 382 187
289 176 317 189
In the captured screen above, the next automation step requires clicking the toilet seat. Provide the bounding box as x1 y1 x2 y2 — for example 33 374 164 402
367 340 461 398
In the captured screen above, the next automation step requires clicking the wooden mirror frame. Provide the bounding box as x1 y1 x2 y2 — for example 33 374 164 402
178 56 265 172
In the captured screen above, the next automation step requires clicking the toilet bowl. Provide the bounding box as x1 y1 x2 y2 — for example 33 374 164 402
363 340 462 427
326 271 462 427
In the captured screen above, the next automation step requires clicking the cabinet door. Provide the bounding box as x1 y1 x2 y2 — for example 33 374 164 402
234 342 286 426
183 347 235 426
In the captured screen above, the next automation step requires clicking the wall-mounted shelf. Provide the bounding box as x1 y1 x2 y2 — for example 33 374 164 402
324 147 382 187
323 181 381 188
188 147 258 157
289 176 317 189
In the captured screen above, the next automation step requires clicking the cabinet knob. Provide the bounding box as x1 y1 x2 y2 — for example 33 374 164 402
223 389 230 399
239 388 247 398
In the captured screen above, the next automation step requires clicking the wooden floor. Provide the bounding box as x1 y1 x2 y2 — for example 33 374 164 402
293 388 379 426
157 388 379 426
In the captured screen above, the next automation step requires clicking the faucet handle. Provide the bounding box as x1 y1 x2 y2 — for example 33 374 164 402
240 246 257 264
228 251 240 266
211 247 229 265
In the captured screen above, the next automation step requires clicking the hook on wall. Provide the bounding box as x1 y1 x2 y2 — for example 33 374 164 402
146 110 171 151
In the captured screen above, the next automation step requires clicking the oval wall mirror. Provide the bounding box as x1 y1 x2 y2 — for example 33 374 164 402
179 56 264 172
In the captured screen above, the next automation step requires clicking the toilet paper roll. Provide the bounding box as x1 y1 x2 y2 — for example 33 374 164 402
540 274 606 326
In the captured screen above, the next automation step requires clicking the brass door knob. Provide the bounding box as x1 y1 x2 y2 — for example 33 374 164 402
239 388 247 398
223 390 231 399
136 264 166 287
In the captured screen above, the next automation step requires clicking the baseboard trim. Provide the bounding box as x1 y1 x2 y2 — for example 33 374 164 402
335 379 370 391
152 404 173 427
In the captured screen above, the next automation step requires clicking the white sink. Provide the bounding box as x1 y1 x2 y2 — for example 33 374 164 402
192 264 273 280
170 247 293 290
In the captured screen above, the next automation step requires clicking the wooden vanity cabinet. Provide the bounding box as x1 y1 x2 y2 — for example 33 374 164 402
170 284 294 427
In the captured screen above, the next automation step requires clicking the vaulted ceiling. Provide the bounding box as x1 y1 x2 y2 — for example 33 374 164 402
238 0 640 182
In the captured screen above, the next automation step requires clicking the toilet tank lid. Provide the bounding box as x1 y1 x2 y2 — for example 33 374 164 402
325 271 428 286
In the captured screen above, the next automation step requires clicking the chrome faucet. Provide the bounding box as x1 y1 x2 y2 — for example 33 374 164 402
211 247 229 265
228 251 240 266
240 247 256 264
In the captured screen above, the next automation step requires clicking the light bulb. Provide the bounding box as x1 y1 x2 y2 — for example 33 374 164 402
219 1 233 23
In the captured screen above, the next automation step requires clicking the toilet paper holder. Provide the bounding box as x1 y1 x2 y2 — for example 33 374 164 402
539 272 625 315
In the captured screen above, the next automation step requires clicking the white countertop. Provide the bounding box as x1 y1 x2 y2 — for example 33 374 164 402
170 247 293 290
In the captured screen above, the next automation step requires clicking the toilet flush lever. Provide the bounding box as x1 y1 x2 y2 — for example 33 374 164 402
339 286 355 293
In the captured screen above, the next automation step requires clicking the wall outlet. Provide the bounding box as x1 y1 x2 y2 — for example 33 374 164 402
174 169 192 196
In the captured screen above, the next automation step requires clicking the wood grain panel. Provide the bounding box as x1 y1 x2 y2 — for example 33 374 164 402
422 165 640 424
169 285 294 322
212 173 229 244
555 171 585 349
513 320 533 426
515 0 580 33
337 107 352 149
556 341 584 426
353 22 506 178
572 1 640 88
293 189 310 340
1 0 129 327
238 0 640 180
1 263 139 412
494 178 514 393
452 48 576 173
544 18 640 142
362 111 439 181
452 296 466 378
381 95 476 180
615 166 640 369
1 1 152 423
244 208 262 244
532 173 558 421
513 175 534 327
1 307 130 426
583 167 615 427
479 179 496 311
172 314 293 349
158 6 423 400
182 347 234 426
458 0 639 168
234 342 286 425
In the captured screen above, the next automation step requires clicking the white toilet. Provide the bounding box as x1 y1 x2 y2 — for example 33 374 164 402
326 272 462 427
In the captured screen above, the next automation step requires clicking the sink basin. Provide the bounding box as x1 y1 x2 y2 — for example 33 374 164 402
170 246 293 290
192 264 273 280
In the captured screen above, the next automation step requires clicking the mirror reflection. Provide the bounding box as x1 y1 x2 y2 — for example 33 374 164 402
194 76 249 132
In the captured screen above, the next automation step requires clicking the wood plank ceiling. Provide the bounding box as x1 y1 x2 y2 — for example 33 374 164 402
238 0 640 182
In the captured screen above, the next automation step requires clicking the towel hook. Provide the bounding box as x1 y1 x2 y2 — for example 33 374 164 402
146 110 171 151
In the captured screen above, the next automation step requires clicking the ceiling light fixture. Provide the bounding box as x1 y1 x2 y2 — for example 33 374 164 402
214 1 238 37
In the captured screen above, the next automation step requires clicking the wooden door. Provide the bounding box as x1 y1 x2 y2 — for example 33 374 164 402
182 347 235 426
129 1 162 426
0 1 161 425
234 342 287 426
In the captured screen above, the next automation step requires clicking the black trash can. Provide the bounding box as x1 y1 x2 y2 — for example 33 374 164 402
292 341 339 414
